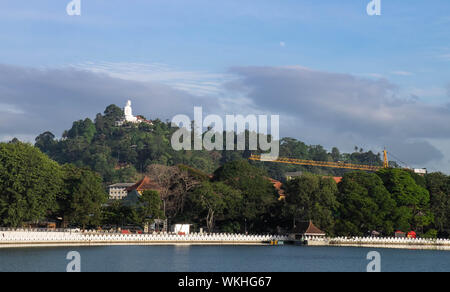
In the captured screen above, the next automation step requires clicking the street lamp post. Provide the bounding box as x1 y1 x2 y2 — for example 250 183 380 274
245 218 247 235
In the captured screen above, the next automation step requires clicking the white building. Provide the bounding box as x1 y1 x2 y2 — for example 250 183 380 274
414 168 427 176
171 224 191 235
108 183 135 200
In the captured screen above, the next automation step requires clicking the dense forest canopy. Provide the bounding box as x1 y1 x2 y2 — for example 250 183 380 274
2 141 449 237
0 141 107 228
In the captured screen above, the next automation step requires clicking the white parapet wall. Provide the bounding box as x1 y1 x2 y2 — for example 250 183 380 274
303 236 450 250
0 229 289 247
5 229 448 250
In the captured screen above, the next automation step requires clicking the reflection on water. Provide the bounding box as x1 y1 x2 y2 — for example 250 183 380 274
172 245 191 271
0 245 449 272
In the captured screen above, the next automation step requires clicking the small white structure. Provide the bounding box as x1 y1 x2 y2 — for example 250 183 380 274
414 168 427 175
124 100 138 123
116 100 153 127
172 224 191 235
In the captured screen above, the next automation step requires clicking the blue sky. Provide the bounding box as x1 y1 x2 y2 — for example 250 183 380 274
0 0 450 172
2 1 449 79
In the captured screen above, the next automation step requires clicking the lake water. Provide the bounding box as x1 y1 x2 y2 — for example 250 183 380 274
0 245 449 272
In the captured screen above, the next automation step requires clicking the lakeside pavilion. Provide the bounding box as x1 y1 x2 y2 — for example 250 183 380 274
290 220 326 240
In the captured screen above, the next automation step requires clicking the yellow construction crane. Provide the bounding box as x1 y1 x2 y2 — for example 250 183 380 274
249 150 390 172
383 149 389 168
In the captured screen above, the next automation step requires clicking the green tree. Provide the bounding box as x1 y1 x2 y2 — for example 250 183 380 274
137 190 165 225
284 174 339 234
187 181 242 232
35 131 57 154
336 171 396 236
67 118 97 143
0 142 63 227
280 138 309 159
103 104 124 126
60 165 108 229
331 147 341 162
213 160 278 232
426 172 450 237
102 200 134 227
377 168 432 233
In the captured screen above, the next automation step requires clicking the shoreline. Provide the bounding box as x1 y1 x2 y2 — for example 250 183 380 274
0 230 281 248
1 241 450 251
0 241 270 249
327 243 450 251
302 238 450 251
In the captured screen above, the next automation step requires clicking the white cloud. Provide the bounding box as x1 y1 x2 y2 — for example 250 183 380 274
391 71 414 76
1 63 450 173
356 73 385 79
406 86 448 100
226 66 450 170
72 62 235 97
0 64 220 140
0 103 25 114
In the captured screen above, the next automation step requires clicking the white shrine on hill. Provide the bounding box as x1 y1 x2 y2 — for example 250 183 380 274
124 100 138 123
116 100 152 126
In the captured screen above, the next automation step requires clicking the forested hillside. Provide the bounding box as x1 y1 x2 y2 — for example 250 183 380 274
1 137 448 237
34 104 387 184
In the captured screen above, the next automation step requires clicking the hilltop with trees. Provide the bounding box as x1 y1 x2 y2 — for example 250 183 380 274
34 104 388 185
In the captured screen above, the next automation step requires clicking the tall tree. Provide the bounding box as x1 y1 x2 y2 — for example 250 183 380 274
104 104 124 124
284 174 339 234
67 118 97 143
0 142 63 227
426 172 450 237
137 190 165 225
35 131 56 154
102 200 134 228
331 147 341 162
60 164 108 229
187 181 242 232
377 168 432 233
146 164 200 217
213 160 278 232
336 171 396 236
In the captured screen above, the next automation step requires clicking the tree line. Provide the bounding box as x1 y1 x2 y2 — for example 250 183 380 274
283 169 450 238
1 140 449 238
0 141 106 228
0 141 167 229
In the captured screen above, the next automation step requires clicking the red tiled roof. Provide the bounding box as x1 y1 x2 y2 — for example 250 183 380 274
293 220 326 236
266 177 285 199
323 176 343 184
126 176 160 192
332 177 343 183
304 221 326 235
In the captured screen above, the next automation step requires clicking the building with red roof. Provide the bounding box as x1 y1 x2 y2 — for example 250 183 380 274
291 220 326 240
126 176 161 195
332 177 343 184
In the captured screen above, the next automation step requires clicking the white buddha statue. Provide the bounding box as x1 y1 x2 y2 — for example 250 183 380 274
124 100 138 123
